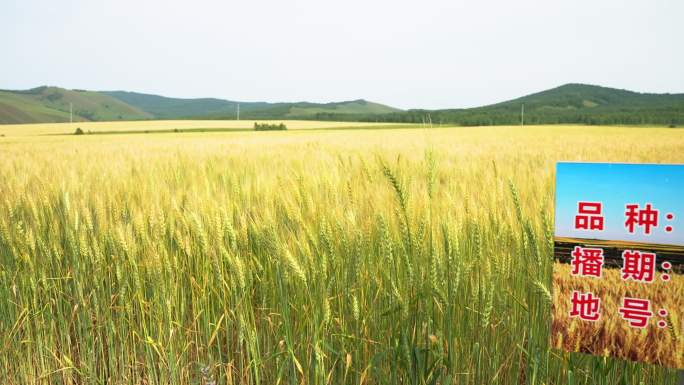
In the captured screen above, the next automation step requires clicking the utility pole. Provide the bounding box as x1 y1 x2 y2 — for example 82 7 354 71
521 103 524 127
70 102 73 124
236 103 240 120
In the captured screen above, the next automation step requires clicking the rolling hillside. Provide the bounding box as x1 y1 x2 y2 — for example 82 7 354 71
0 87 152 124
101 91 268 119
2 84 683 125
333 84 684 126
464 83 684 125
0 87 400 124
230 100 401 119
102 91 401 120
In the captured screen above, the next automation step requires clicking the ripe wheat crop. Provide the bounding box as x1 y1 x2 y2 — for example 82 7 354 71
0 123 682 384
551 263 683 368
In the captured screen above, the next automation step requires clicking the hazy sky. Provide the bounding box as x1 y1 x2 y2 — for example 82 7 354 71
2 0 683 109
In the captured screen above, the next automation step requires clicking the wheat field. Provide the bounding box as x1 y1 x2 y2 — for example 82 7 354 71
0 120 408 137
0 123 682 384
551 263 683 368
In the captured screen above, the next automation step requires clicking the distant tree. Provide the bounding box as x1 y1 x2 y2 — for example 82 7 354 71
74 127 84 135
254 122 287 131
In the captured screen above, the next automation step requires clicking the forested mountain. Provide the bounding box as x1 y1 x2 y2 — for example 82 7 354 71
0 87 151 124
2 84 682 126
0 87 399 124
316 84 684 126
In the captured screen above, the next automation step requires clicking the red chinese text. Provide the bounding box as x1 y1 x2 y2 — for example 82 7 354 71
570 246 604 278
625 203 658 235
569 291 601 321
621 250 656 283
618 297 653 328
575 202 604 231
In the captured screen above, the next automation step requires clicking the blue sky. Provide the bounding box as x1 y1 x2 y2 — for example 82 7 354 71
2 0 684 109
555 162 684 246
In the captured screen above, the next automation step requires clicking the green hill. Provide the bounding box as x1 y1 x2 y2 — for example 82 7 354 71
0 87 152 124
102 91 401 120
330 84 684 126
287 100 401 117
224 99 402 120
101 91 267 119
0 87 400 124
2 84 683 126
472 83 684 125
